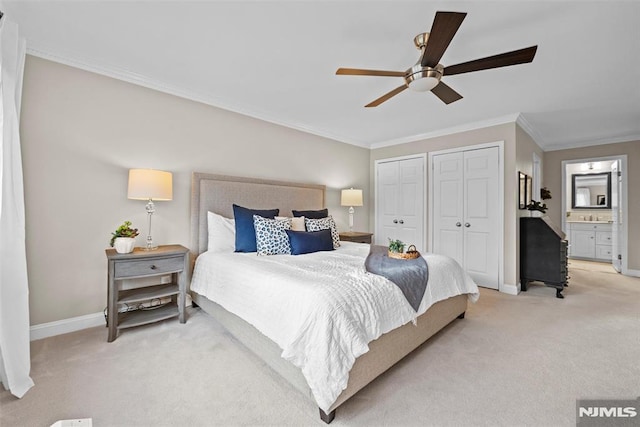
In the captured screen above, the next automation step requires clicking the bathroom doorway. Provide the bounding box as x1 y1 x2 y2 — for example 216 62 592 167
561 155 628 274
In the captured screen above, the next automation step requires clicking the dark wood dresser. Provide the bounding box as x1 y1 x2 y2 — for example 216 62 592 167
520 217 569 298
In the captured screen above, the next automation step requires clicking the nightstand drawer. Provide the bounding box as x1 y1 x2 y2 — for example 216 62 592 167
114 256 184 279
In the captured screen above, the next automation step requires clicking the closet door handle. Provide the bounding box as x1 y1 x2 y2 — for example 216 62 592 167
399 219 404 224
456 222 462 227
393 219 398 224
465 223 471 228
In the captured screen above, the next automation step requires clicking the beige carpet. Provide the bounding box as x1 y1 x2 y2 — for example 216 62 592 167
568 259 618 274
1 265 639 427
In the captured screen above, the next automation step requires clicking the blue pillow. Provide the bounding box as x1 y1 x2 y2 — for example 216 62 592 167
286 229 334 255
292 208 328 219
233 204 279 252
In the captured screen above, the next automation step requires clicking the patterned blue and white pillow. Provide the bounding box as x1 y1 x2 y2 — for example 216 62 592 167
253 215 292 255
304 215 340 249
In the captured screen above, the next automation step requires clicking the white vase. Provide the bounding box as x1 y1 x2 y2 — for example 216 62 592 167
114 237 136 254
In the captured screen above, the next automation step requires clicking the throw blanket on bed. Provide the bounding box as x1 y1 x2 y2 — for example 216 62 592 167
364 245 428 311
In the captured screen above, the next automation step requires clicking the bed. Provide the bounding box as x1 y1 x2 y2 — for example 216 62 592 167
189 172 479 423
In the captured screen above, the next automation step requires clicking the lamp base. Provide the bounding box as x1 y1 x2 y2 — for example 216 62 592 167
348 206 355 232
144 235 158 251
144 201 158 250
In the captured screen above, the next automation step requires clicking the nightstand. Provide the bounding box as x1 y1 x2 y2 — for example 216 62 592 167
105 244 189 342
339 231 373 244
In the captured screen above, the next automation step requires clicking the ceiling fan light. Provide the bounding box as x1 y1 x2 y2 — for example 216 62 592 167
408 76 439 92
404 65 443 92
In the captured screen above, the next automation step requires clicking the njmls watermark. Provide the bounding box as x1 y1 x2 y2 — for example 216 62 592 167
577 397 639 426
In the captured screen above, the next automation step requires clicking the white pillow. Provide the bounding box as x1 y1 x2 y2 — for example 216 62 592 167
207 211 236 253
304 215 341 249
276 216 305 231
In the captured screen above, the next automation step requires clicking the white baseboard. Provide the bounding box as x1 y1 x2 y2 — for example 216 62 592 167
623 268 640 278
500 282 520 295
30 312 106 341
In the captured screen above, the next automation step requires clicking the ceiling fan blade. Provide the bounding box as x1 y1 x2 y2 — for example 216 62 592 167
365 85 408 107
444 46 538 76
336 68 405 77
421 11 467 67
431 81 463 104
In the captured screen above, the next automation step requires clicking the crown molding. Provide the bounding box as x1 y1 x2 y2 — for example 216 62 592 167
515 113 546 149
26 46 370 149
369 113 521 149
542 134 640 152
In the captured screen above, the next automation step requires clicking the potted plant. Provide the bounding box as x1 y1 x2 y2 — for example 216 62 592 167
388 238 405 254
110 221 139 254
388 238 406 259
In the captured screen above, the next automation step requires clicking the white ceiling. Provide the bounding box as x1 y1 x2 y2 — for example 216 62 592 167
2 1 639 150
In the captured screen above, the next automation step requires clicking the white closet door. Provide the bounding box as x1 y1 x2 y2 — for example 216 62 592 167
377 161 400 245
395 158 424 250
432 152 464 267
376 157 425 251
432 147 500 289
463 147 500 289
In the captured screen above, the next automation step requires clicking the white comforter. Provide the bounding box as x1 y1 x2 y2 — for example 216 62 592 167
190 242 479 412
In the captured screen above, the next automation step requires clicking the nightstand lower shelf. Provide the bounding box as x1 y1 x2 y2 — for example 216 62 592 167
118 304 179 329
118 284 179 305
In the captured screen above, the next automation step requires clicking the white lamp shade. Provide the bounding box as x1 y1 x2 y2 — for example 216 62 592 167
127 169 173 201
341 188 363 207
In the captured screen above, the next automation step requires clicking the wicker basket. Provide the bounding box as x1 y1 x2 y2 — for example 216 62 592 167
388 244 420 260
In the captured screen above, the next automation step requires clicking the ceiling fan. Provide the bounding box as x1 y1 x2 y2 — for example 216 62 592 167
336 11 538 107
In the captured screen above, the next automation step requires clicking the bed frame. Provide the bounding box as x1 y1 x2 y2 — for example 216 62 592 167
189 172 468 423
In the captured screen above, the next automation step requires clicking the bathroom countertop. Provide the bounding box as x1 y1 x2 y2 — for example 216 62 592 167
566 220 613 224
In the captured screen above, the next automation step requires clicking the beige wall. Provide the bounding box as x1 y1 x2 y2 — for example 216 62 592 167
370 122 526 288
543 140 640 271
21 56 370 325
514 125 546 282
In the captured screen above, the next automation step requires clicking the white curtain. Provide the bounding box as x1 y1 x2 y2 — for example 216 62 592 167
575 187 591 206
0 15 34 398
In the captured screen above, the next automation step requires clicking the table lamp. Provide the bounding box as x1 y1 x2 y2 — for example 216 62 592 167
341 188 363 232
127 169 173 250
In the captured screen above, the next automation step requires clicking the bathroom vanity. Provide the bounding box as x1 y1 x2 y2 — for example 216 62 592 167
567 221 612 261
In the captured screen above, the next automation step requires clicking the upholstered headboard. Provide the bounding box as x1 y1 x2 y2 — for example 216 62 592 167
190 173 326 256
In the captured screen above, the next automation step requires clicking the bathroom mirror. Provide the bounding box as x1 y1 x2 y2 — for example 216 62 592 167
571 172 611 209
